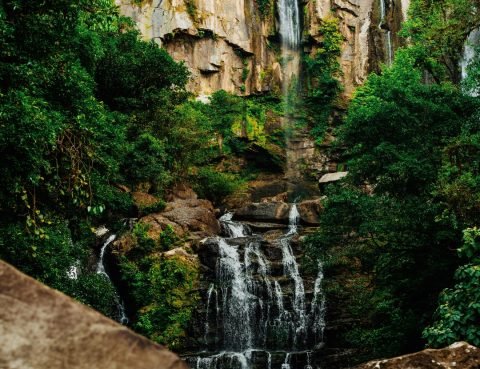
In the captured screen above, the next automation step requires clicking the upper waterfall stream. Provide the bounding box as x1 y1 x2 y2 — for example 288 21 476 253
186 204 325 369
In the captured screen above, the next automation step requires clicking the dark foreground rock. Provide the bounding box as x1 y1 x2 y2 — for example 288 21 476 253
0 260 188 369
355 342 480 369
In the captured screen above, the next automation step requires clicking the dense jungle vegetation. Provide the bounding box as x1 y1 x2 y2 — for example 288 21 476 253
0 0 284 347
0 0 479 361
305 0 480 362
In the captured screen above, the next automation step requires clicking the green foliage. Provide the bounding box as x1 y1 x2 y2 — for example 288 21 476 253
119 252 199 349
122 133 170 190
139 200 167 215
184 0 197 22
401 0 480 81
341 49 475 195
0 0 214 332
435 125 480 228
255 0 272 18
159 225 180 251
306 36 480 361
424 228 480 347
191 167 245 205
0 220 118 319
303 17 343 141
63 273 119 319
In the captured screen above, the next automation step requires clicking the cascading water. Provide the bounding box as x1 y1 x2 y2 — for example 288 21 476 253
96 234 129 325
278 0 303 181
278 0 301 87
379 0 393 66
186 204 325 369
461 28 480 96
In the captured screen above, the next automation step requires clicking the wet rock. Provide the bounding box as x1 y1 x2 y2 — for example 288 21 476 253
355 342 480 369
243 221 288 232
135 197 220 241
297 198 324 225
0 260 187 369
162 198 220 238
197 238 220 270
234 202 291 223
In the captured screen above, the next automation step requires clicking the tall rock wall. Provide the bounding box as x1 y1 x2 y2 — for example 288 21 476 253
116 0 410 97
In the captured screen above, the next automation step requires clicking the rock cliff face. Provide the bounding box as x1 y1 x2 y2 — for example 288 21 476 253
116 0 410 97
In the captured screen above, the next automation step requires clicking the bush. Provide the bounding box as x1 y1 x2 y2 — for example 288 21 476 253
191 167 244 204
119 252 199 349
423 228 480 347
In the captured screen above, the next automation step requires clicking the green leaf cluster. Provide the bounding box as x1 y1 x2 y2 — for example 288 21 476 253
119 225 199 349
305 9 480 360
424 228 480 347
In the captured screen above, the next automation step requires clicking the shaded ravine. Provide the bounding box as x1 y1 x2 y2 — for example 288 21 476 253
185 205 325 369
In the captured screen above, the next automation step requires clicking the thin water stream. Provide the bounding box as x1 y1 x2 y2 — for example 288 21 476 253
96 234 129 325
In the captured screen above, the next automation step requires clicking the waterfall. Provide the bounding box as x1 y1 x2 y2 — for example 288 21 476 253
205 284 216 346
310 264 326 345
188 205 326 369
379 0 393 66
220 212 250 238
96 234 129 325
96 234 116 276
217 238 253 350
282 353 291 369
278 0 301 92
278 0 301 49
461 28 480 96
281 205 307 347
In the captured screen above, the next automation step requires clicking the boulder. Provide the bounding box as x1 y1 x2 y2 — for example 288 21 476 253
166 183 198 202
319 172 349 185
136 191 220 241
297 198 324 225
0 260 187 369
234 202 291 224
162 198 220 238
355 342 480 369
132 191 160 208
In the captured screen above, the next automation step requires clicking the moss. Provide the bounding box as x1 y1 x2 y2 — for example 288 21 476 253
255 0 273 19
184 0 197 21
118 225 199 350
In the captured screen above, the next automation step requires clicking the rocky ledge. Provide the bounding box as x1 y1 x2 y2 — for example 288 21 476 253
0 260 187 369
355 342 480 369
233 198 323 225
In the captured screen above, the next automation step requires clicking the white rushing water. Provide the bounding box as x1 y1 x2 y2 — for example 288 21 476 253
278 0 301 49
461 28 480 96
461 29 480 79
379 0 393 66
217 237 253 350
310 264 326 345
96 234 116 276
96 234 129 325
205 283 216 346
220 212 250 238
281 205 306 347
189 204 326 369
278 0 301 90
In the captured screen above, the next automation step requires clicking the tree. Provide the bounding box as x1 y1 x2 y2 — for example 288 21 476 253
424 228 480 347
